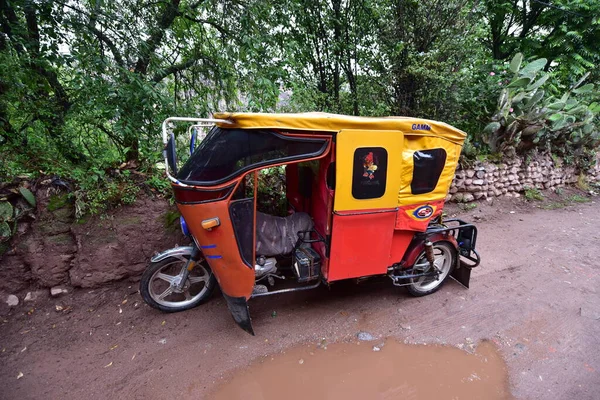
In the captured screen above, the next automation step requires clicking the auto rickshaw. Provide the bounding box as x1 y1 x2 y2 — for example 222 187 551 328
140 113 480 334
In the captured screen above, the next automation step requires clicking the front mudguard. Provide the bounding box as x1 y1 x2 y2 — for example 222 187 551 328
222 293 255 335
151 245 256 335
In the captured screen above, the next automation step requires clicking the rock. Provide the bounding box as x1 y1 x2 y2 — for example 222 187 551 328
466 170 475 178
453 193 465 203
475 170 485 178
493 188 502 197
514 193 521 198
473 179 485 185
357 331 375 341
465 179 473 185
474 192 486 200
372 346 381 352
449 186 458 194
50 286 68 297
463 193 474 202
505 193 513 197
6 294 19 307
24 291 44 303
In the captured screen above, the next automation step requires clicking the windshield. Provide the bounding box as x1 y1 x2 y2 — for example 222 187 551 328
176 127 328 185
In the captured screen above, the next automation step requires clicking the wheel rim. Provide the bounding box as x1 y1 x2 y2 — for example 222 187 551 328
410 244 453 292
148 259 211 308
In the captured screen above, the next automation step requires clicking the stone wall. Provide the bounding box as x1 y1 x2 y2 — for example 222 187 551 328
448 154 600 203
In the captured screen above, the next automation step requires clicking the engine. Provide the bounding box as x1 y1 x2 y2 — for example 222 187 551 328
255 255 277 278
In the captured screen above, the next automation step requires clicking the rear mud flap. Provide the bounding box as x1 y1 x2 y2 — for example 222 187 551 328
223 293 255 335
451 262 472 288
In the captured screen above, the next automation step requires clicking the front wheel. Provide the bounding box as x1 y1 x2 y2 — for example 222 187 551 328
140 255 217 312
407 241 456 297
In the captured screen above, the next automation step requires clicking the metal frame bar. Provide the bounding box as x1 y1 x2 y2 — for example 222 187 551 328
161 117 232 187
250 280 321 298
424 218 481 267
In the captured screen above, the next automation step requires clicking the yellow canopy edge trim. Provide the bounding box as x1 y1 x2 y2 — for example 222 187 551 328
213 112 467 145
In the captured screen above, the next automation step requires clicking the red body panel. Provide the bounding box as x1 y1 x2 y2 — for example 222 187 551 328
389 230 415 266
327 209 397 281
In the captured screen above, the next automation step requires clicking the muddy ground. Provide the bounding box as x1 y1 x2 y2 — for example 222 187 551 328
1 194 599 400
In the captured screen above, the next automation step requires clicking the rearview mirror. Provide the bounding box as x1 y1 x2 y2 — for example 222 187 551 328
190 129 197 155
166 133 178 175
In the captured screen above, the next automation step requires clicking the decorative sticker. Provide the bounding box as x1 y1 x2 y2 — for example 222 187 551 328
362 152 378 180
405 204 436 221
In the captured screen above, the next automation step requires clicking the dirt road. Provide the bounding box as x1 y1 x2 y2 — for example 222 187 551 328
1 197 599 399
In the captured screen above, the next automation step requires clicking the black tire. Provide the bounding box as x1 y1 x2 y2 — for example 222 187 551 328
407 241 456 297
140 255 217 313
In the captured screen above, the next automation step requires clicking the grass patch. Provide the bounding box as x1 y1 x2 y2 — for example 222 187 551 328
568 194 590 203
542 202 565 210
459 202 478 211
161 209 181 231
524 187 544 201
575 174 590 191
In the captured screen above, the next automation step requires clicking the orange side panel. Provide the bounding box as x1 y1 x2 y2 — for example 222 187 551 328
177 202 255 299
327 211 396 281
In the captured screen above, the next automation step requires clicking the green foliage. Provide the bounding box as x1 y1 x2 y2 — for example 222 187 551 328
255 166 288 216
19 188 36 207
0 0 599 211
71 168 140 219
47 194 69 212
524 187 544 201
146 173 172 197
480 53 600 166
568 194 590 203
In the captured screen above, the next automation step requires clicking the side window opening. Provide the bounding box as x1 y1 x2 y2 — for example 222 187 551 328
411 148 447 195
351 147 388 200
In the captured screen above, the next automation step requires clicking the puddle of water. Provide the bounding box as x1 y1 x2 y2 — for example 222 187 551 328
211 339 512 400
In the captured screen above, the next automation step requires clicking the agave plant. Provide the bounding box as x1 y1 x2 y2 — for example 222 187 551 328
483 53 599 157
0 187 36 244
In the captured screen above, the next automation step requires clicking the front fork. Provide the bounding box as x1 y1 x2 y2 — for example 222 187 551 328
176 245 201 291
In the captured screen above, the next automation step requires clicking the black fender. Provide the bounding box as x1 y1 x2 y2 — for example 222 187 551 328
222 293 255 335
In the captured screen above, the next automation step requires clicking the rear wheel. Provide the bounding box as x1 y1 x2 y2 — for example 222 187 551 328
407 241 456 297
140 255 217 312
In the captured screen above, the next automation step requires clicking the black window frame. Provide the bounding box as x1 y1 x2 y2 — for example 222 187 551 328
176 127 329 187
410 148 447 195
351 147 388 200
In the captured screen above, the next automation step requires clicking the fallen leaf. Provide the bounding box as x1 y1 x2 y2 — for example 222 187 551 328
55 305 64 312
121 299 128 305
131 353 136 361
109 344 118 351
21 347 27 353
161 320 166 326
17 372 23 379
104 362 113 368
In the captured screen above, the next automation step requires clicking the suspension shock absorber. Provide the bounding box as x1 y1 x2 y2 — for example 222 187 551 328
424 240 436 270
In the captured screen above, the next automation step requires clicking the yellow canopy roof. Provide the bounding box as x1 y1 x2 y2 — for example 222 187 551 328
213 112 467 145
